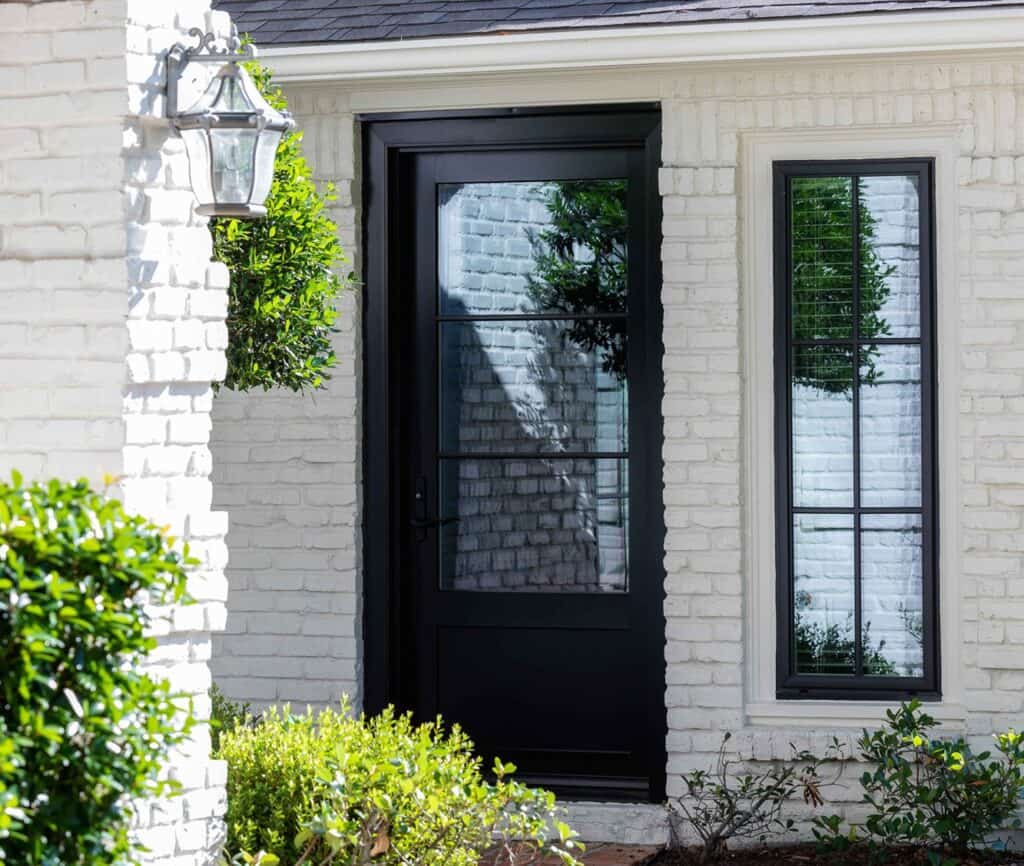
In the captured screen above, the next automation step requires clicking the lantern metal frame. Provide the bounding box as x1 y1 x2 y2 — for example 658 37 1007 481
166 27 295 218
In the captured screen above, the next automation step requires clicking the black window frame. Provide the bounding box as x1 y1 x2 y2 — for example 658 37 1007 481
773 158 940 700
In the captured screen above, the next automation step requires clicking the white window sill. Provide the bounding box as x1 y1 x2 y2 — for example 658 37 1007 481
746 700 966 730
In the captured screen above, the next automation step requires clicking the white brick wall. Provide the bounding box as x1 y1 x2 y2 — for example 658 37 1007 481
210 94 361 708
208 51 1024 843
0 2 230 862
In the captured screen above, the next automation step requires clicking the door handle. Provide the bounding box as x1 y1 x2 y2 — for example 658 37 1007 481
409 515 459 530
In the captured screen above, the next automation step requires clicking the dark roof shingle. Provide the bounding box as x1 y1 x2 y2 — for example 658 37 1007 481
211 0 1024 46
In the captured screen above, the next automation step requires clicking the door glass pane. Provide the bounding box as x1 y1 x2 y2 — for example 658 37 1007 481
790 175 854 341
861 514 924 678
793 514 855 675
859 174 921 339
439 319 627 454
439 457 628 592
860 344 922 508
437 180 628 317
792 344 854 508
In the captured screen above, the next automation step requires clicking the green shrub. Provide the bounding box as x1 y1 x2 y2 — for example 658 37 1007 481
211 59 347 393
669 732 841 863
217 704 582 866
0 474 194 866
814 700 1024 857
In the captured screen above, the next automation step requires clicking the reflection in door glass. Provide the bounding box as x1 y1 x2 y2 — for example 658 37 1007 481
439 319 627 454
439 458 629 592
436 179 630 593
438 180 628 318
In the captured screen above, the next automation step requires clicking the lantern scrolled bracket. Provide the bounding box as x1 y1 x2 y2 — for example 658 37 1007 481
166 25 295 219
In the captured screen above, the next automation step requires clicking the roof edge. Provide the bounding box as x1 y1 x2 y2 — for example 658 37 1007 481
258 7 1024 84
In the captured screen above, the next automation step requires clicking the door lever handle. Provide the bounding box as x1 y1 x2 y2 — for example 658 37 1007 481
409 516 459 530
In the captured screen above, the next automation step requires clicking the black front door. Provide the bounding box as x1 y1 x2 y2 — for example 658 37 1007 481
364 108 665 802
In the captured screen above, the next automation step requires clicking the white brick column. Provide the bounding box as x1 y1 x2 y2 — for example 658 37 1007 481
0 1 231 862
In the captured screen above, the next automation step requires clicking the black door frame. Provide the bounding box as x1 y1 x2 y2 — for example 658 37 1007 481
361 106 666 801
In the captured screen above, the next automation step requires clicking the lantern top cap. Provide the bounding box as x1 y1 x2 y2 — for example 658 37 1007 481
176 61 295 133
166 26 295 134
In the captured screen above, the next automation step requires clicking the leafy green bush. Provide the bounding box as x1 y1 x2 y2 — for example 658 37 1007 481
0 474 194 866
814 701 1024 857
669 732 842 863
217 704 582 866
211 59 346 393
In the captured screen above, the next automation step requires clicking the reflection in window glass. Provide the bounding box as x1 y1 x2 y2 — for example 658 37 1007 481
792 344 854 508
791 176 854 342
860 344 922 508
794 514 855 675
781 166 932 688
861 514 924 678
859 175 921 339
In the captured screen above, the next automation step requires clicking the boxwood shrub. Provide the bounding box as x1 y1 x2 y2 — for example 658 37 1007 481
0 474 194 866
216 702 582 866
210 59 347 394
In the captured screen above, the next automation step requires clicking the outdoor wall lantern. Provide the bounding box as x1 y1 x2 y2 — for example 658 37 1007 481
167 28 295 219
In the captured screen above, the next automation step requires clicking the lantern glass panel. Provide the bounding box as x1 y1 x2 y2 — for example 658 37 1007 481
250 128 284 206
210 128 258 204
181 127 213 205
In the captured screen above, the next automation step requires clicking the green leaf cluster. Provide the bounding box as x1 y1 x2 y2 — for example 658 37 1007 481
211 60 347 393
0 474 195 866
814 700 1024 858
217 702 583 866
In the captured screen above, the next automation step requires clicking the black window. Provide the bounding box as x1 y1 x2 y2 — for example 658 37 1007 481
774 160 938 699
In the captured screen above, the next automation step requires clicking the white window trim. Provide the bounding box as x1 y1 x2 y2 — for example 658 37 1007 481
741 126 964 729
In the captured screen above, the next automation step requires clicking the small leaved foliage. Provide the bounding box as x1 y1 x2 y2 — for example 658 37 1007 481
669 732 842 864
814 700 1024 857
216 702 583 866
0 474 194 866
211 60 346 393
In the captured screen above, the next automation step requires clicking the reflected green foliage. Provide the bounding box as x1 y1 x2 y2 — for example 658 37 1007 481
791 177 896 394
794 613 896 676
218 704 582 866
814 701 1024 857
528 180 628 378
0 474 193 866
211 59 346 393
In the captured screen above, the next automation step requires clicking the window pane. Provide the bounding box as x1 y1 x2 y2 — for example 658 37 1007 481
438 180 628 316
860 344 922 508
861 514 924 678
792 344 854 508
859 175 921 340
794 514 856 675
791 176 854 341
439 457 628 592
439 319 627 454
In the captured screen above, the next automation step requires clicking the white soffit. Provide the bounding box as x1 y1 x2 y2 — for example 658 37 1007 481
259 8 1024 83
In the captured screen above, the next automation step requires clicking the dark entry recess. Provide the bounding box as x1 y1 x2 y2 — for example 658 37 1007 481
362 107 666 802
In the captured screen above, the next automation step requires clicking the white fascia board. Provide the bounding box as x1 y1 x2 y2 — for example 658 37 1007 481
260 8 1024 83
